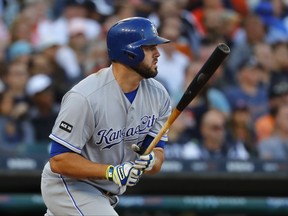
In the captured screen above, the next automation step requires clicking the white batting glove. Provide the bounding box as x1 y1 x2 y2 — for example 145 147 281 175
133 151 155 172
106 162 143 187
127 167 143 186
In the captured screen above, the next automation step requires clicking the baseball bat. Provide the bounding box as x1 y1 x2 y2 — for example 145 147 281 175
143 43 230 155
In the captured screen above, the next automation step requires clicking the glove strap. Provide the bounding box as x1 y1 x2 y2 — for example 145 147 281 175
106 165 114 181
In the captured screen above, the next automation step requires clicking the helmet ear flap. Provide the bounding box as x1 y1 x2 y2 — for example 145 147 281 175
122 46 144 66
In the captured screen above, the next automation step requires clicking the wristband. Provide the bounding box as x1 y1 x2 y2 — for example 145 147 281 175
106 165 114 181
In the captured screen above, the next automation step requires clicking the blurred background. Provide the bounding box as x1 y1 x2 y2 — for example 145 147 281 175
0 0 288 215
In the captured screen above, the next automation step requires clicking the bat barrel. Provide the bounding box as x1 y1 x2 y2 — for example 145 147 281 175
176 43 230 111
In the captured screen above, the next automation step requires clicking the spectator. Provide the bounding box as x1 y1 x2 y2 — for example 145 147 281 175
164 112 198 159
0 62 34 153
112 0 137 20
160 16 194 59
67 17 91 72
26 74 59 144
28 53 51 76
9 12 33 43
269 41 288 83
202 7 240 45
253 42 275 85
83 39 110 76
37 0 101 46
149 0 202 57
37 37 74 102
255 79 288 142
257 104 288 160
8 40 33 64
225 14 267 83
254 0 288 44
19 0 53 46
183 109 249 160
156 18 190 102
227 102 257 156
191 0 224 37
224 57 269 121
172 60 231 142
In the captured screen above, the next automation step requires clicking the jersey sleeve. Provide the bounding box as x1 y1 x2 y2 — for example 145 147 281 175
50 140 73 157
49 92 95 154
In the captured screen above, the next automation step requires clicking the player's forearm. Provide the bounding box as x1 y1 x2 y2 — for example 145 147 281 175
50 152 109 180
145 148 164 175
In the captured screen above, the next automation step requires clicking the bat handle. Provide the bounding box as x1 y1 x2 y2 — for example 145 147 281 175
143 109 181 155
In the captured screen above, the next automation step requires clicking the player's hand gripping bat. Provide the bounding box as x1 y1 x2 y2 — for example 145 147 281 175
140 43 230 155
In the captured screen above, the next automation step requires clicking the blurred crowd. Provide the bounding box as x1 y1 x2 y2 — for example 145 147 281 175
0 0 288 161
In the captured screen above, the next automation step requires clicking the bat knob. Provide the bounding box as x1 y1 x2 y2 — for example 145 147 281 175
131 144 140 152
218 43 230 54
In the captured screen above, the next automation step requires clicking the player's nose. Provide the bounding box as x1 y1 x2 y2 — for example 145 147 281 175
154 47 160 58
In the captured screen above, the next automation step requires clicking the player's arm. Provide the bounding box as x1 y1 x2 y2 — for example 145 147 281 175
50 153 109 179
146 147 164 174
49 141 108 179
49 141 142 187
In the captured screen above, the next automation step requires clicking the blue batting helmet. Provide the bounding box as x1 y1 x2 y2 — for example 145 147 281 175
107 17 170 67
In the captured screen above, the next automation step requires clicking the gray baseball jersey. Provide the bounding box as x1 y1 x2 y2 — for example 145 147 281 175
41 66 171 214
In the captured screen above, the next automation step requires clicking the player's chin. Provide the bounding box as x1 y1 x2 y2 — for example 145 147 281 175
144 69 157 79
150 69 158 78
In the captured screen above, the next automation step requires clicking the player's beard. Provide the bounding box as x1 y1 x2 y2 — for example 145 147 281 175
131 62 158 79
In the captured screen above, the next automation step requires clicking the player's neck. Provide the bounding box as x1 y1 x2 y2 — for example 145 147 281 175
112 63 142 93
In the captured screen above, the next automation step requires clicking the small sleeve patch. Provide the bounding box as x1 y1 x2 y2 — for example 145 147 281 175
59 121 73 133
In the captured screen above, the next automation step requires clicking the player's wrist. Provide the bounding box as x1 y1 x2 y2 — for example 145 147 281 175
105 165 114 181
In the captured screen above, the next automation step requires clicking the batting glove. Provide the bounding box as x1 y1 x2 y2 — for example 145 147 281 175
106 162 143 187
133 151 155 172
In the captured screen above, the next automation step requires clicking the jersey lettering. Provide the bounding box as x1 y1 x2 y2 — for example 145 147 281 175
97 114 157 149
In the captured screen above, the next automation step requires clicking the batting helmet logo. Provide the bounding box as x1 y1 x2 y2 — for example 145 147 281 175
107 17 170 67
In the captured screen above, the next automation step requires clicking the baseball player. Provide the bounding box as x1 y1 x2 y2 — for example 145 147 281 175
41 17 171 216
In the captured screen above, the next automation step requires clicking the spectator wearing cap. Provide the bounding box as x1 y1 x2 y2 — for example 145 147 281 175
26 74 60 144
257 104 288 160
224 57 269 122
0 62 35 153
8 40 33 64
255 79 288 142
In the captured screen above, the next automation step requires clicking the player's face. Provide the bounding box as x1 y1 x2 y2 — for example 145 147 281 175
132 45 160 79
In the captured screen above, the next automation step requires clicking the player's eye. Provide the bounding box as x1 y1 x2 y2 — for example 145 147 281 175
142 45 157 51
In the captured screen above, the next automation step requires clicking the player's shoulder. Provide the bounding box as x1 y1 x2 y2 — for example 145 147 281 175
143 78 169 94
70 67 113 96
